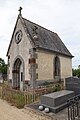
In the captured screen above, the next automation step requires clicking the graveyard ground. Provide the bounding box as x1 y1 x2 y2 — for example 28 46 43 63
0 99 51 120
0 98 68 120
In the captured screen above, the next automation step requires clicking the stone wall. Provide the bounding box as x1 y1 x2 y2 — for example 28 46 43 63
36 51 54 81
7 18 32 83
60 56 72 78
36 50 72 82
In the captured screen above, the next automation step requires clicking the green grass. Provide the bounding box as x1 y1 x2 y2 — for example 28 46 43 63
0 84 25 108
13 93 25 108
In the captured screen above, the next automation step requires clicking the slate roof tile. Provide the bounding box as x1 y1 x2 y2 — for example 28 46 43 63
23 18 73 57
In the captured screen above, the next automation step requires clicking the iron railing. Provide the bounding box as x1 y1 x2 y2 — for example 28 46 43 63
67 95 80 120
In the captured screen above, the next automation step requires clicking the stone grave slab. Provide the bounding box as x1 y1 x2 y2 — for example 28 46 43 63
40 90 74 113
66 77 80 95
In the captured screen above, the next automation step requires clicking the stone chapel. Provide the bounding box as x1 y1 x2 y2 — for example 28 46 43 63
7 7 73 91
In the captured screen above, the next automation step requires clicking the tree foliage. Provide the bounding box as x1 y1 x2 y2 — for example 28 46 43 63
72 68 80 78
0 58 7 74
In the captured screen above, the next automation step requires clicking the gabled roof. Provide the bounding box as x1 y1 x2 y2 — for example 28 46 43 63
7 15 73 57
22 17 73 57
7 15 20 56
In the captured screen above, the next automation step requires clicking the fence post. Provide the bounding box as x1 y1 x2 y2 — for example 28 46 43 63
67 100 70 120
0 87 3 99
25 94 27 104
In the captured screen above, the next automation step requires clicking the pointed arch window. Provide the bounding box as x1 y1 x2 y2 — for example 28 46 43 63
54 56 61 79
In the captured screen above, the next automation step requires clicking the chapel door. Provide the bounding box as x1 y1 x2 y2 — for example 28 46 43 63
12 58 23 91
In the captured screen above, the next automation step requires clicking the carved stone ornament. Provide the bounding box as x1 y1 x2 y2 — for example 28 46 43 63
15 30 22 44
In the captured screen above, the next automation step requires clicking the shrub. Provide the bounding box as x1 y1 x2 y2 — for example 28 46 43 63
53 84 61 92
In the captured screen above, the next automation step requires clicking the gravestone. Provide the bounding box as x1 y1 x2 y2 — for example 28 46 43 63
40 90 74 113
65 77 80 95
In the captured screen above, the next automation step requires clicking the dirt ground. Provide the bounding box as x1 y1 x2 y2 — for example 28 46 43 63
0 99 51 120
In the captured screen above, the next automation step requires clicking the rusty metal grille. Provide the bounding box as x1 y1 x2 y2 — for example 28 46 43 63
67 95 80 120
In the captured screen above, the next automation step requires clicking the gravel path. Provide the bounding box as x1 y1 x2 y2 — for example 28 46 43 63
0 99 51 120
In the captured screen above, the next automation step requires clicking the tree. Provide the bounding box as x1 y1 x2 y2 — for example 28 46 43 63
72 68 80 78
0 58 7 79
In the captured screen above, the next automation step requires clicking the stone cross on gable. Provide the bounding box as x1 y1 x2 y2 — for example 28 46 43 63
18 6 23 15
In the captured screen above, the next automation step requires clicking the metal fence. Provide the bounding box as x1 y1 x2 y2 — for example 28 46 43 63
0 82 64 108
67 95 80 120
0 86 48 108
0 86 26 108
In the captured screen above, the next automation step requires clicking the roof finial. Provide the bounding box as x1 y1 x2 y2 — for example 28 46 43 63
18 6 23 15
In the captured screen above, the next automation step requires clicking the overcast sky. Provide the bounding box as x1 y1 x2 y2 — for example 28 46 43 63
0 0 80 68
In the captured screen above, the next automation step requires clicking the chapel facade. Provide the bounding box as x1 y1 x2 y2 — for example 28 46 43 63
7 8 73 91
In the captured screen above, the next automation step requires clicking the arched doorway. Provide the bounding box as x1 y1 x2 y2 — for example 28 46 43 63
54 56 61 80
12 58 24 91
